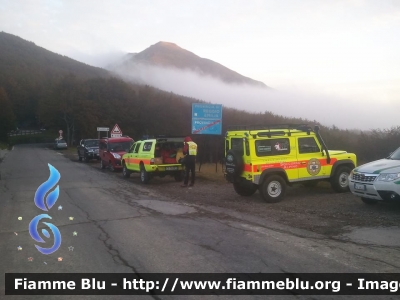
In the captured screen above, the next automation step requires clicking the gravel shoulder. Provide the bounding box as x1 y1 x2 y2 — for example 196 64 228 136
61 148 400 237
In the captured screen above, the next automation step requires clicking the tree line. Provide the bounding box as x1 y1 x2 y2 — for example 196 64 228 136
0 74 399 164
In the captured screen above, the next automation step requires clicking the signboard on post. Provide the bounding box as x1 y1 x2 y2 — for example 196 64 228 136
111 124 122 138
191 104 222 135
97 127 109 139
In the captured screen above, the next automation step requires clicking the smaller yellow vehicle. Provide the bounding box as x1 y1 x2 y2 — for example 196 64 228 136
121 137 185 183
225 124 357 202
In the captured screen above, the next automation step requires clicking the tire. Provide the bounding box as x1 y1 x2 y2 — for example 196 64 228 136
361 197 378 205
109 162 115 172
100 160 105 169
78 155 82 162
302 180 318 188
259 175 286 203
233 180 257 196
122 163 131 178
83 155 89 163
174 171 184 182
225 149 244 181
140 164 149 184
331 166 351 193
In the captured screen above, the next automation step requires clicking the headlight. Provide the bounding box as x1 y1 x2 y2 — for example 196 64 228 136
377 173 400 181
111 153 121 159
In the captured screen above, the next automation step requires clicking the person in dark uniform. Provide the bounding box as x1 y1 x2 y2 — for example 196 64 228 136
181 136 198 187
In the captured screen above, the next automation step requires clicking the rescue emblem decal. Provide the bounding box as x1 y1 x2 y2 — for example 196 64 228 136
307 158 321 176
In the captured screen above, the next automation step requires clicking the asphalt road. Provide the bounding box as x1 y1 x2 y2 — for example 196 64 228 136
1 144 399 300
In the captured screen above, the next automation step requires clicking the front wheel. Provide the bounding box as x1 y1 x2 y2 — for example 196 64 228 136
122 163 131 178
78 155 82 162
331 166 351 193
109 163 115 172
140 165 150 184
259 175 286 203
100 160 105 169
361 197 378 205
233 181 257 196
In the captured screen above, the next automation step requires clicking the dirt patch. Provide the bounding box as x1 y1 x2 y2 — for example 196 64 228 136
61 149 400 237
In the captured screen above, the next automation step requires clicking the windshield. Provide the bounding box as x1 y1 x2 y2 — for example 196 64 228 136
108 142 132 152
85 140 99 147
389 147 400 160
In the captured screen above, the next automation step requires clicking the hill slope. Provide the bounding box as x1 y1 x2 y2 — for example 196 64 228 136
118 41 268 87
0 31 111 127
0 31 110 82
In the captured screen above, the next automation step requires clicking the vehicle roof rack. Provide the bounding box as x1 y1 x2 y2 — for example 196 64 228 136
226 124 314 138
227 124 313 131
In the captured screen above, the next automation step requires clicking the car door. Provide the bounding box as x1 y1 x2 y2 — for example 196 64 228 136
131 142 142 171
125 143 136 169
296 136 327 179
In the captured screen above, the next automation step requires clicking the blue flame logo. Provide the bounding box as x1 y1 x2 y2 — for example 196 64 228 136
29 164 62 255
34 164 60 211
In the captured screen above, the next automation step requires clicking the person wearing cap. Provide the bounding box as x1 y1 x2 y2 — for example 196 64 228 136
181 136 198 187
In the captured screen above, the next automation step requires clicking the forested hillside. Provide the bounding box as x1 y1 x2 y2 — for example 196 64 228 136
0 31 399 163
0 31 110 127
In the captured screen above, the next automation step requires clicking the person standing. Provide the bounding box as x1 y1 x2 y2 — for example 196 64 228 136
181 136 197 187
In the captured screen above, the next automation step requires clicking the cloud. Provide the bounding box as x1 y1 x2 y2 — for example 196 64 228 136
109 61 400 131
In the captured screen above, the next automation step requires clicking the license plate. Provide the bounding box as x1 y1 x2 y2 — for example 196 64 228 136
354 183 366 191
166 166 178 171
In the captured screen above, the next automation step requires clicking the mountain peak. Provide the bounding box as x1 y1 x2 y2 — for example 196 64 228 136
131 42 267 87
154 41 180 48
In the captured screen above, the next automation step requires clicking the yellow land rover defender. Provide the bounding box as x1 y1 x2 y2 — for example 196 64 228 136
225 124 357 202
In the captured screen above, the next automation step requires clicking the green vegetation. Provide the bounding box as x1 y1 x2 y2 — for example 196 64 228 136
0 31 399 164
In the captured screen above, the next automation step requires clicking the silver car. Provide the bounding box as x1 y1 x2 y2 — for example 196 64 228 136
54 139 68 150
349 147 400 204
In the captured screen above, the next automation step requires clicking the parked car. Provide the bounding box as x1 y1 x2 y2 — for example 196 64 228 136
99 137 134 171
121 137 185 183
224 124 357 202
53 138 67 150
77 139 100 162
349 147 400 204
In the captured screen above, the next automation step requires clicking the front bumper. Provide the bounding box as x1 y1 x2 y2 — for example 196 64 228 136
349 179 400 201
86 152 99 158
113 159 122 169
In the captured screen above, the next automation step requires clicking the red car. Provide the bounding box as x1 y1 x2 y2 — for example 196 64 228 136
99 137 134 171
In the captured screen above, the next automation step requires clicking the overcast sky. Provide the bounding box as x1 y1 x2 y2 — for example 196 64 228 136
1 0 399 130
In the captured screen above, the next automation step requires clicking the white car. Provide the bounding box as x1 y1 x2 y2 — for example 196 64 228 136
349 147 400 204
53 139 68 150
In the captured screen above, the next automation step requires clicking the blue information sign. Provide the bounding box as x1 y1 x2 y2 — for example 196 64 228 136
192 104 222 135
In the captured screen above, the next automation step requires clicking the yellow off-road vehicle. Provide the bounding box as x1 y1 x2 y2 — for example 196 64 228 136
121 137 185 183
224 124 357 202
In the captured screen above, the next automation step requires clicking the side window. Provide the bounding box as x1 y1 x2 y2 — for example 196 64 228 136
142 142 153 152
134 142 141 153
99 142 106 150
298 137 320 154
255 138 290 156
231 138 244 155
